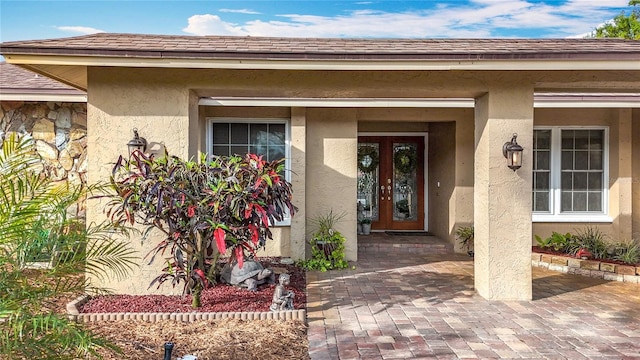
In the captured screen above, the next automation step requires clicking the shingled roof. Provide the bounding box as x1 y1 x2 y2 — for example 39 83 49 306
0 62 85 101
1 33 639 60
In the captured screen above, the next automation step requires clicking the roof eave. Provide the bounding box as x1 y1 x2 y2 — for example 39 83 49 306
0 91 87 102
4 53 640 71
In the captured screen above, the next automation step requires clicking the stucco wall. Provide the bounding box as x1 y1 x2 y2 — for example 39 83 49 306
452 114 475 251
474 86 534 300
86 68 193 295
427 122 456 243
306 108 358 261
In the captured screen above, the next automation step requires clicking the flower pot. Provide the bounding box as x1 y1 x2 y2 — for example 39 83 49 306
361 223 371 235
314 240 337 259
357 224 363 235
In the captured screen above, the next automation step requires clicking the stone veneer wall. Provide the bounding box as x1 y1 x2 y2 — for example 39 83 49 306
1 101 88 217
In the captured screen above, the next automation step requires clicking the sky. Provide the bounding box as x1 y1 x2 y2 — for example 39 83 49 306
0 0 633 42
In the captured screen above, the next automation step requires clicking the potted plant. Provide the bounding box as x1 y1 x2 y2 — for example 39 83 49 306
455 225 474 257
360 217 372 235
300 210 349 271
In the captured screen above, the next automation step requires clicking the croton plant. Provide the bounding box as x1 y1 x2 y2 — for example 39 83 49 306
106 150 296 307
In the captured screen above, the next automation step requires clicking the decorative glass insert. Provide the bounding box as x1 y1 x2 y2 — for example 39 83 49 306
357 143 380 222
392 143 418 222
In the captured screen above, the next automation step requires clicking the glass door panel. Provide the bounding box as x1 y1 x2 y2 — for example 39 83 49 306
357 143 380 222
358 136 424 231
393 143 418 222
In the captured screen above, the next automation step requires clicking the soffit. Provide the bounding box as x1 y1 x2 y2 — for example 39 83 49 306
18 64 88 90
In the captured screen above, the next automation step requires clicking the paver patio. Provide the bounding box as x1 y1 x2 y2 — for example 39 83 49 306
306 237 640 359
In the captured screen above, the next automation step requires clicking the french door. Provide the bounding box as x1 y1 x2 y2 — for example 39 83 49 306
357 136 425 230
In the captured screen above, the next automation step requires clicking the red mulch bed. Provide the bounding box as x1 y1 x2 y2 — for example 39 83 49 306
81 258 306 313
532 246 640 267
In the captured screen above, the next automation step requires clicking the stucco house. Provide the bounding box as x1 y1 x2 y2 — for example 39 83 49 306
1 34 638 301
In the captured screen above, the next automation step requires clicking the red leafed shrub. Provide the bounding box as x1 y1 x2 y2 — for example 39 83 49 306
106 151 296 308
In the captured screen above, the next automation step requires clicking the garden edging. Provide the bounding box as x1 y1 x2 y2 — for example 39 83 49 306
532 252 640 284
66 295 307 324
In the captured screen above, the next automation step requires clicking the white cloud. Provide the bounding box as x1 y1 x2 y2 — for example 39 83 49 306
219 9 260 15
182 14 247 36
55 26 105 35
181 1 628 38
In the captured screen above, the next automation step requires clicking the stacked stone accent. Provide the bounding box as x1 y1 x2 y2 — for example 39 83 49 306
1 101 88 217
532 252 640 284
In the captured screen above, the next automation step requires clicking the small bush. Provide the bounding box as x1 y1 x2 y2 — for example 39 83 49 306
573 226 609 259
611 240 640 265
455 226 474 251
535 232 573 252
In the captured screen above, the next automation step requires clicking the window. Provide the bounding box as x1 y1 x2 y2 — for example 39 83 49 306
208 118 291 225
532 127 609 222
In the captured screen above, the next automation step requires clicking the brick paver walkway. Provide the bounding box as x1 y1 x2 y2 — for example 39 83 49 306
307 251 640 359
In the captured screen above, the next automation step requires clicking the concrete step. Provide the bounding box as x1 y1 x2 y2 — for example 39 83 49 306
357 234 454 255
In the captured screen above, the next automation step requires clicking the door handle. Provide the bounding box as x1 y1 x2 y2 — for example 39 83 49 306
387 184 391 200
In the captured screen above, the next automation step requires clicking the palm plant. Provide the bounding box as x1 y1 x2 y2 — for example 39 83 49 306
0 133 137 360
455 225 474 256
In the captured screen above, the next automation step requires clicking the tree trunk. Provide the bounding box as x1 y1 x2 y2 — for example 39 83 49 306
191 285 202 308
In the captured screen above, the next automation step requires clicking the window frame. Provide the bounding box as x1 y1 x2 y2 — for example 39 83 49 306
532 126 611 223
207 117 292 226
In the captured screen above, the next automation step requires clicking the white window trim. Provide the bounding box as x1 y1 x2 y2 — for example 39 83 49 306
532 126 611 223
207 117 292 226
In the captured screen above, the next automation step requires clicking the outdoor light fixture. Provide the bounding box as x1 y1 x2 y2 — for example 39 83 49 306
127 128 147 154
503 133 523 171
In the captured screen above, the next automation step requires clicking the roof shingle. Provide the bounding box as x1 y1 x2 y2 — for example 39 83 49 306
1 33 639 61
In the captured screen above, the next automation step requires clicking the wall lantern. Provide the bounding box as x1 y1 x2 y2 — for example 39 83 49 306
502 133 523 171
127 128 147 154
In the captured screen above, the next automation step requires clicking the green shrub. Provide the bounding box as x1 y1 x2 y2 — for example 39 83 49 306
573 226 609 259
535 232 573 252
455 225 474 251
611 240 640 265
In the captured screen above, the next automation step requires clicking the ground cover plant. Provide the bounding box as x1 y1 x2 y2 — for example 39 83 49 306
534 226 640 266
107 151 296 308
